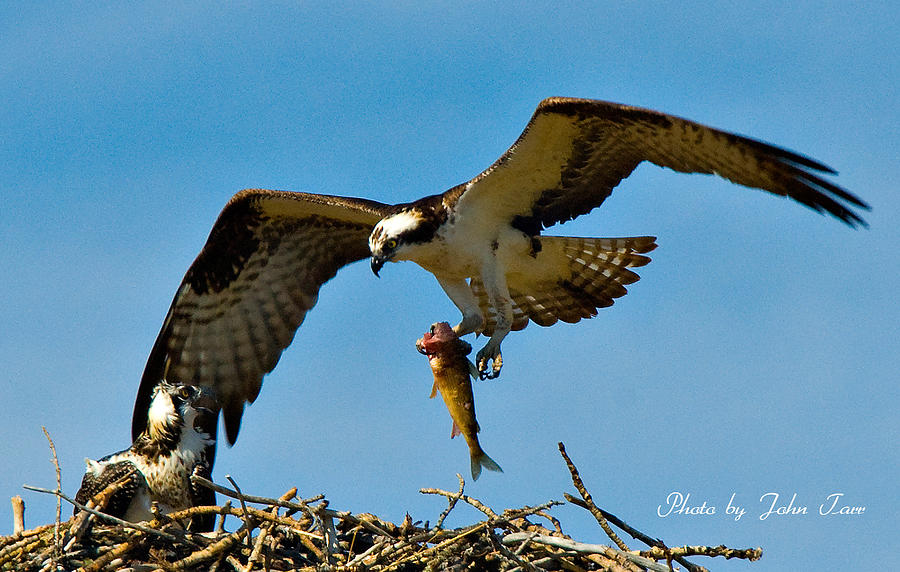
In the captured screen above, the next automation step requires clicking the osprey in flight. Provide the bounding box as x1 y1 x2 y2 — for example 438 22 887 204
79 382 217 531
132 97 868 446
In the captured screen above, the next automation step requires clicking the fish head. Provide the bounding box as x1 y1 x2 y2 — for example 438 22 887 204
428 322 456 342
417 321 457 355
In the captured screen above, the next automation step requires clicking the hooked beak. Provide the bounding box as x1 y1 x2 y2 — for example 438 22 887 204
187 386 220 436
193 386 220 416
370 255 387 277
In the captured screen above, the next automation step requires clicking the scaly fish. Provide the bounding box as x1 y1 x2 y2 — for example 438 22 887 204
417 322 502 480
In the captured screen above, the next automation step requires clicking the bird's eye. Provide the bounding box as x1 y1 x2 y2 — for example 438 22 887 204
178 386 192 399
385 238 398 250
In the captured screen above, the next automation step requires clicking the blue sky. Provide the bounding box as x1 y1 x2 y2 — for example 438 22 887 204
2 3 897 570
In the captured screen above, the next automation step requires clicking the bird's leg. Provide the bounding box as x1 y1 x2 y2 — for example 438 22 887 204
455 313 484 337
474 264 512 380
435 272 508 378
435 276 484 336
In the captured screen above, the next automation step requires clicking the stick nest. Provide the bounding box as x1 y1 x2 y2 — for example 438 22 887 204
3 443 761 572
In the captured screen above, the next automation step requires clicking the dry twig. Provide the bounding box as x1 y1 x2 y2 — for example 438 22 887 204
5 443 763 571
40 427 62 564
10 498 24 537
558 442 630 552
558 441 763 572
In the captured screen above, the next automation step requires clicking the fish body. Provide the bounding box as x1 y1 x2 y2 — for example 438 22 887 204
417 322 502 480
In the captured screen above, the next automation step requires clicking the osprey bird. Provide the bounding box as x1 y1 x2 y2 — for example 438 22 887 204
78 382 217 531
132 97 868 446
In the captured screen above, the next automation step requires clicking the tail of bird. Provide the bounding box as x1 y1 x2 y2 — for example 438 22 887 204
470 449 503 481
471 235 657 334
555 234 657 309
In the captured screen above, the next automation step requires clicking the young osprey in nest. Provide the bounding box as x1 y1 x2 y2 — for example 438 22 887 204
131 97 869 446
77 382 217 531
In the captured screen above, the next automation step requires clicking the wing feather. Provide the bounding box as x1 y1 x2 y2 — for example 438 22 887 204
133 189 391 444
449 97 868 230
74 460 146 519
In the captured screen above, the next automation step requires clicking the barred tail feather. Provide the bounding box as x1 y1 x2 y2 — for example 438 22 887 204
471 235 657 334
556 234 656 308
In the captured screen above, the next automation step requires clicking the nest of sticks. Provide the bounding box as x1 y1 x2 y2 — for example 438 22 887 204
3 443 761 572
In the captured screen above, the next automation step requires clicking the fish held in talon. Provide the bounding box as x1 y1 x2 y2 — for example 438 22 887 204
417 322 503 480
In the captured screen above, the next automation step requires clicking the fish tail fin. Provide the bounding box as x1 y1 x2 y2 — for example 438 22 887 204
470 450 503 481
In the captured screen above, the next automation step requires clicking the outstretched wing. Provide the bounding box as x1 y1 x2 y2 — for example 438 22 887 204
132 189 392 445
447 97 869 231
